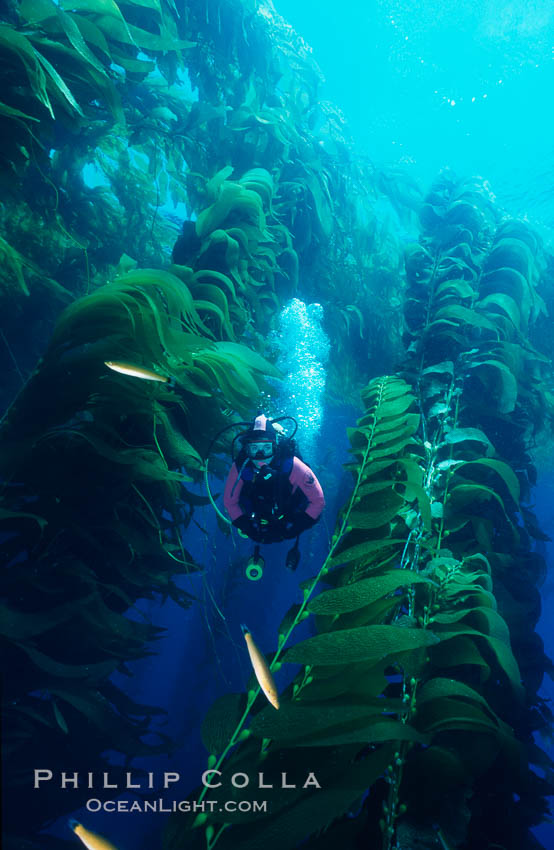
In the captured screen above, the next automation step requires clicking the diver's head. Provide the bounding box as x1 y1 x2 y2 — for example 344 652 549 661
246 439 274 466
242 413 279 466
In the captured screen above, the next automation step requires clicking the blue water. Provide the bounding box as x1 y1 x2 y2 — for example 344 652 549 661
274 0 554 229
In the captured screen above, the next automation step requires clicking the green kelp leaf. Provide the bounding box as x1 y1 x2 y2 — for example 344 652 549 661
15 703 56 733
251 700 427 747
196 183 264 239
409 745 469 797
323 552 400 592
301 719 428 748
416 697 502 736
223 746 395 850
0 508 47 530
344 304 365 338
304 171 334 237
421 360 454 377
431 635 491 678
110 50 155 75
0 599 89 640
193 268 242 301
336 595 401 630
373 412 420 437
496 221 538 253
283 625 438 666
201 693 246 755
437 255 476 280
119 0 162 13
79 599 160 651
374 394 417 419
55 6 107 74
0 101 40 122
62 0 128 23
362 376 412 400
52 700 69 734
250 702 383 741
467 359 517 413
435 279 475 301
200 229 241 278
486 238 534 279
456 458 520 504
173 367 213 397
354 479 397 499
480 267 533 323
435 628 523 698
442 427 495 457
68 12 112 61
0 24 53 117
33 48 85 116
447 483 509 519
193 299 232 339
300 662 389 703
308 571 432 615
478 293 521 330
349 491 405 529
195 352 259 401
365 437 417 460
401 481 432 530
465 607 510 643
28 33 124 123
92 13 135 45
405 243 434 283
349 429 417 462
19 0 57 22
330 538 406 568
162 425 203 468
14 643 118 680
119 447 182 482
372 417 421 447
432 304 498 333
213 341 282 377
207 166 234 195
417 677 499 719
49 686 171 755
239 167 274 208
278 603 303 638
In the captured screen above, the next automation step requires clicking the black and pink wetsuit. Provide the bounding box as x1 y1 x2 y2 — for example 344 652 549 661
223 454 325 544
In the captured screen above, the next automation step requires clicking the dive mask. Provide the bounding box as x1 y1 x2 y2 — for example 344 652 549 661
246 440 274 460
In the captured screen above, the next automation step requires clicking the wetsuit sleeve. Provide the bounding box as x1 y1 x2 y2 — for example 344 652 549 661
289 457 325 520
223 463 244 521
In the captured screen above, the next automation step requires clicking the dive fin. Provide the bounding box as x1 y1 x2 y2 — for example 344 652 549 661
285 537 301 571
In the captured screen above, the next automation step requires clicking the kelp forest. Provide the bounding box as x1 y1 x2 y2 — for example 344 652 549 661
1 0 554 849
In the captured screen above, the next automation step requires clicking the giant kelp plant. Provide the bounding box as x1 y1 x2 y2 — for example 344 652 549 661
0 267 283 847
1 1 554 849
163 176 554 850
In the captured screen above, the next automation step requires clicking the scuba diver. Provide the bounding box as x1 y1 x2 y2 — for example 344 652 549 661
223 413 325 576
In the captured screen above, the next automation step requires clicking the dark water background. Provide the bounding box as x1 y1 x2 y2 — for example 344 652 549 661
30 0 554 847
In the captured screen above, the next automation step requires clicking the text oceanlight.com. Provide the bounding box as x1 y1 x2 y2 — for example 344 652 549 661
85 799 268 814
